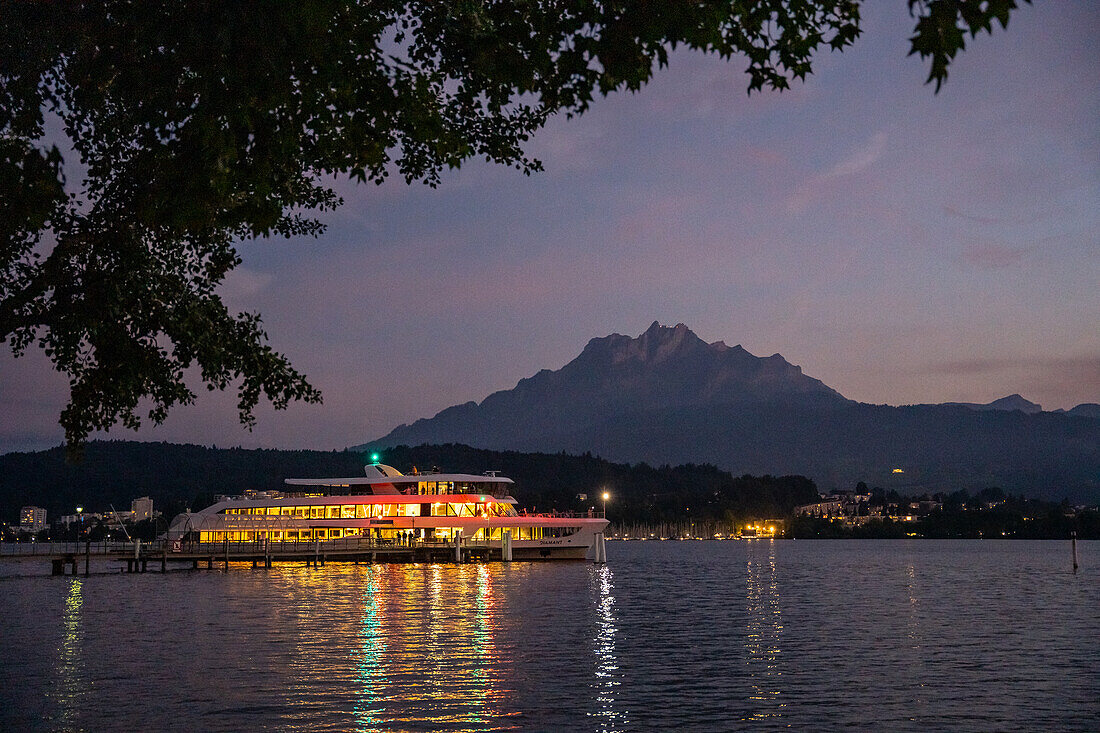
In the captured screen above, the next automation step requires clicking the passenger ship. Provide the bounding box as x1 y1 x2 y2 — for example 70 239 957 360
167 461 608 560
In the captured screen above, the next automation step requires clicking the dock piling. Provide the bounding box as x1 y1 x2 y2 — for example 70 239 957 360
1072 531 1079 573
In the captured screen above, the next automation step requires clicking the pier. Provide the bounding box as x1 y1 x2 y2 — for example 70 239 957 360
0 534 598 574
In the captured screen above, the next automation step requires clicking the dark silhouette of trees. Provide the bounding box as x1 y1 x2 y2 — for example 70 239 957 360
1 1 1030 447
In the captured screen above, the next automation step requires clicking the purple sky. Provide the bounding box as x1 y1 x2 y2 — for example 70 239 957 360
2 2 1098 453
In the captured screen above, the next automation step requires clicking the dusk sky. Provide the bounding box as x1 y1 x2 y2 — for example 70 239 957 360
1 2 1097 453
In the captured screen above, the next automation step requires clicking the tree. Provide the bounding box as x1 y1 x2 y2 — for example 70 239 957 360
0 1 1030 451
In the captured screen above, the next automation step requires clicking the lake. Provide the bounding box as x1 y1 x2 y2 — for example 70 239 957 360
1 540 1096 731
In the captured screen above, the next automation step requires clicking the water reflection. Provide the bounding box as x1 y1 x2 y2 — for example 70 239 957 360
904 562 927 713
56 577 86 728
354 567 385 730
273 563 514 731
589 564 624 732
905 563 922 650
743 540 783 722
470 564 495 727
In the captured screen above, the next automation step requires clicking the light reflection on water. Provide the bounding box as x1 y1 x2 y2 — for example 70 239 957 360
0 541 1097 731
589 564 622 731
56 578 85 729
353 567 383 730
743 539 783 722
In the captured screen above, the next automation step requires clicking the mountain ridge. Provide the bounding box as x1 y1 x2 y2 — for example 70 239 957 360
360 323 1100 501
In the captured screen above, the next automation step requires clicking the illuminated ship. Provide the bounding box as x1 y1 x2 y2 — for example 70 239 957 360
167 460 609 560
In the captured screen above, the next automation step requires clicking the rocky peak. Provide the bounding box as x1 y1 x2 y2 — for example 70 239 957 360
563 322 844 405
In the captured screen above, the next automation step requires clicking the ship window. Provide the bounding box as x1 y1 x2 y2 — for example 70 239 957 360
356 505 366 518
281 507 292 516
328 506 340 518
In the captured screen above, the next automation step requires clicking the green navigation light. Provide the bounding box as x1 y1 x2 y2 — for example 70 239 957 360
370 453 380 463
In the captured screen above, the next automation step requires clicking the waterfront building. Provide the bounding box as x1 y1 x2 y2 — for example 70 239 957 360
19 506 47 533
131 496 153 522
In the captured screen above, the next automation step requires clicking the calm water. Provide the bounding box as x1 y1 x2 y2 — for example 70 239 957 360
1 540 1096 731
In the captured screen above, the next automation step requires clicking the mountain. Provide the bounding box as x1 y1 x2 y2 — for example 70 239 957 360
361 323 1100 502
1060 403 1100 419
942 394 1042 414
367 321 846 450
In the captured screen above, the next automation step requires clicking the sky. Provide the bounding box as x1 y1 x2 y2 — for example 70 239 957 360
1 2 1098 453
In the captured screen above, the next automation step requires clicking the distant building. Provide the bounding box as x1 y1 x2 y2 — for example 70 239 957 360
131 496 153 522
60 512 102 527
908 500 942 516
794 500 844 518
20 506 47 533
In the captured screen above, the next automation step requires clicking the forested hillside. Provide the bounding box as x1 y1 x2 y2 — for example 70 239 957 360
0 441 818 525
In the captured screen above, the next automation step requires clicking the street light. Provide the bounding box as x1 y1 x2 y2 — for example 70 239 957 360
602 491 610 517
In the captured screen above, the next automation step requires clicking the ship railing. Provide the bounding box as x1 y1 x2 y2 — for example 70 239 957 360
0 539 169 557
172 536 445 555
514 509 606 519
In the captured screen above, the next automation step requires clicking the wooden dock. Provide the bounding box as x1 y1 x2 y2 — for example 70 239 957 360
1 537 501 576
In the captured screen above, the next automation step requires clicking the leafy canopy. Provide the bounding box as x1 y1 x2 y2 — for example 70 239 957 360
0 1 1028 451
